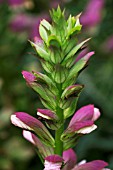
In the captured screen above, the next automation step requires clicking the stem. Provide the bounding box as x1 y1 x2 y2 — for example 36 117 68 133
55 107 64 156
54 84 64 156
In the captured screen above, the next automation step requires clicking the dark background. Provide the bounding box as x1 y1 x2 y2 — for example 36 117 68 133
0 0 113 169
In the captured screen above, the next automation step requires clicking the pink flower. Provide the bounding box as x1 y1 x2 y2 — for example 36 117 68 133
80 0 104 27
10 13 49 39
23 130 54 159
11 112 55 147
75 50 95 63
44 155 64 170
61 105 100 150
8 0 24 6
44 149 109 170
102 36 113 53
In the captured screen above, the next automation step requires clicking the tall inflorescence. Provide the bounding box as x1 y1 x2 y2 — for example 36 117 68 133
11 6 109 170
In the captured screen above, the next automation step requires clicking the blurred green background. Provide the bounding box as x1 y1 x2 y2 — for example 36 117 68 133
0 0 113 169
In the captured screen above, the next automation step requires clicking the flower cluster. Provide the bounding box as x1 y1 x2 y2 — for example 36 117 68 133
11 6 109 169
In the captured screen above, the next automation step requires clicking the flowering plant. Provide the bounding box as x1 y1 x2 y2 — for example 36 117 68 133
11 6 110 170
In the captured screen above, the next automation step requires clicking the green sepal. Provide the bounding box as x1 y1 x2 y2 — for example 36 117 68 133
63 97 78 119
48 35 61 48
68 56 88 79
33 72 56 88
39 24 48 44
62 38 91 64
29 41 50 61
62 77 76 90
61 84 84 99
62 57 88 89
63 135 80 150
50 6 67 42
52 64 68 83
60 97 76 110
67 15 82 38
62 38 77 58
60 85 83 111
50 6 64 24
40 19 52 31
30 82 49 100
45 119 63 130
41 98 56 111
44 88 57 108
50 49 63 64
33 71 58 95
41 60 53 74
29 82 56 109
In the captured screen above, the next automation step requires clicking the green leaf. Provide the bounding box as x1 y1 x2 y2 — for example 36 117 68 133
62 77 76 90
33 72 56 88
68 57 87 79
63 135 79 150
41 59 53 73
41 98 56 111
63 97 78 119
52 64 68 83
61 84 84 99
48 35 61 48
62 38 77 58
62 38 91 63
41 19 52 31
30 41 50 61
60 97 75 110
39 24 48 44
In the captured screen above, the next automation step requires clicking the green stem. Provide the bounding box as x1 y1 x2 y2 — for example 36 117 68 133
54 83 64 156
55 122 64 156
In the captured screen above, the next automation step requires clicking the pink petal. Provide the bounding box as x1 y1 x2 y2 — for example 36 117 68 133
63 149 77 170
37 109 57 120
8 0 23 6
83 51 95 62
75 48 88 63
75 50 94 63
68 120 94 132
73 160 108 170
11 112 55 147
92 108 101 121
69 105 94 127
23 130 54 158
80 0 104 27
23 130 39 145
44 155 63 170
22 70 36 83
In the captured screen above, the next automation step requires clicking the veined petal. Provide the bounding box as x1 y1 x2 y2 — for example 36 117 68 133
37 109 60 130
61 121 97 149
11 112 55 147
44 155 63 170
23 130 54 159
69 120 94 132
75 51 94 63
75 48 88 63
37 109 57 120
69 105 100 127
62 149 77 170
73 160 108 170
